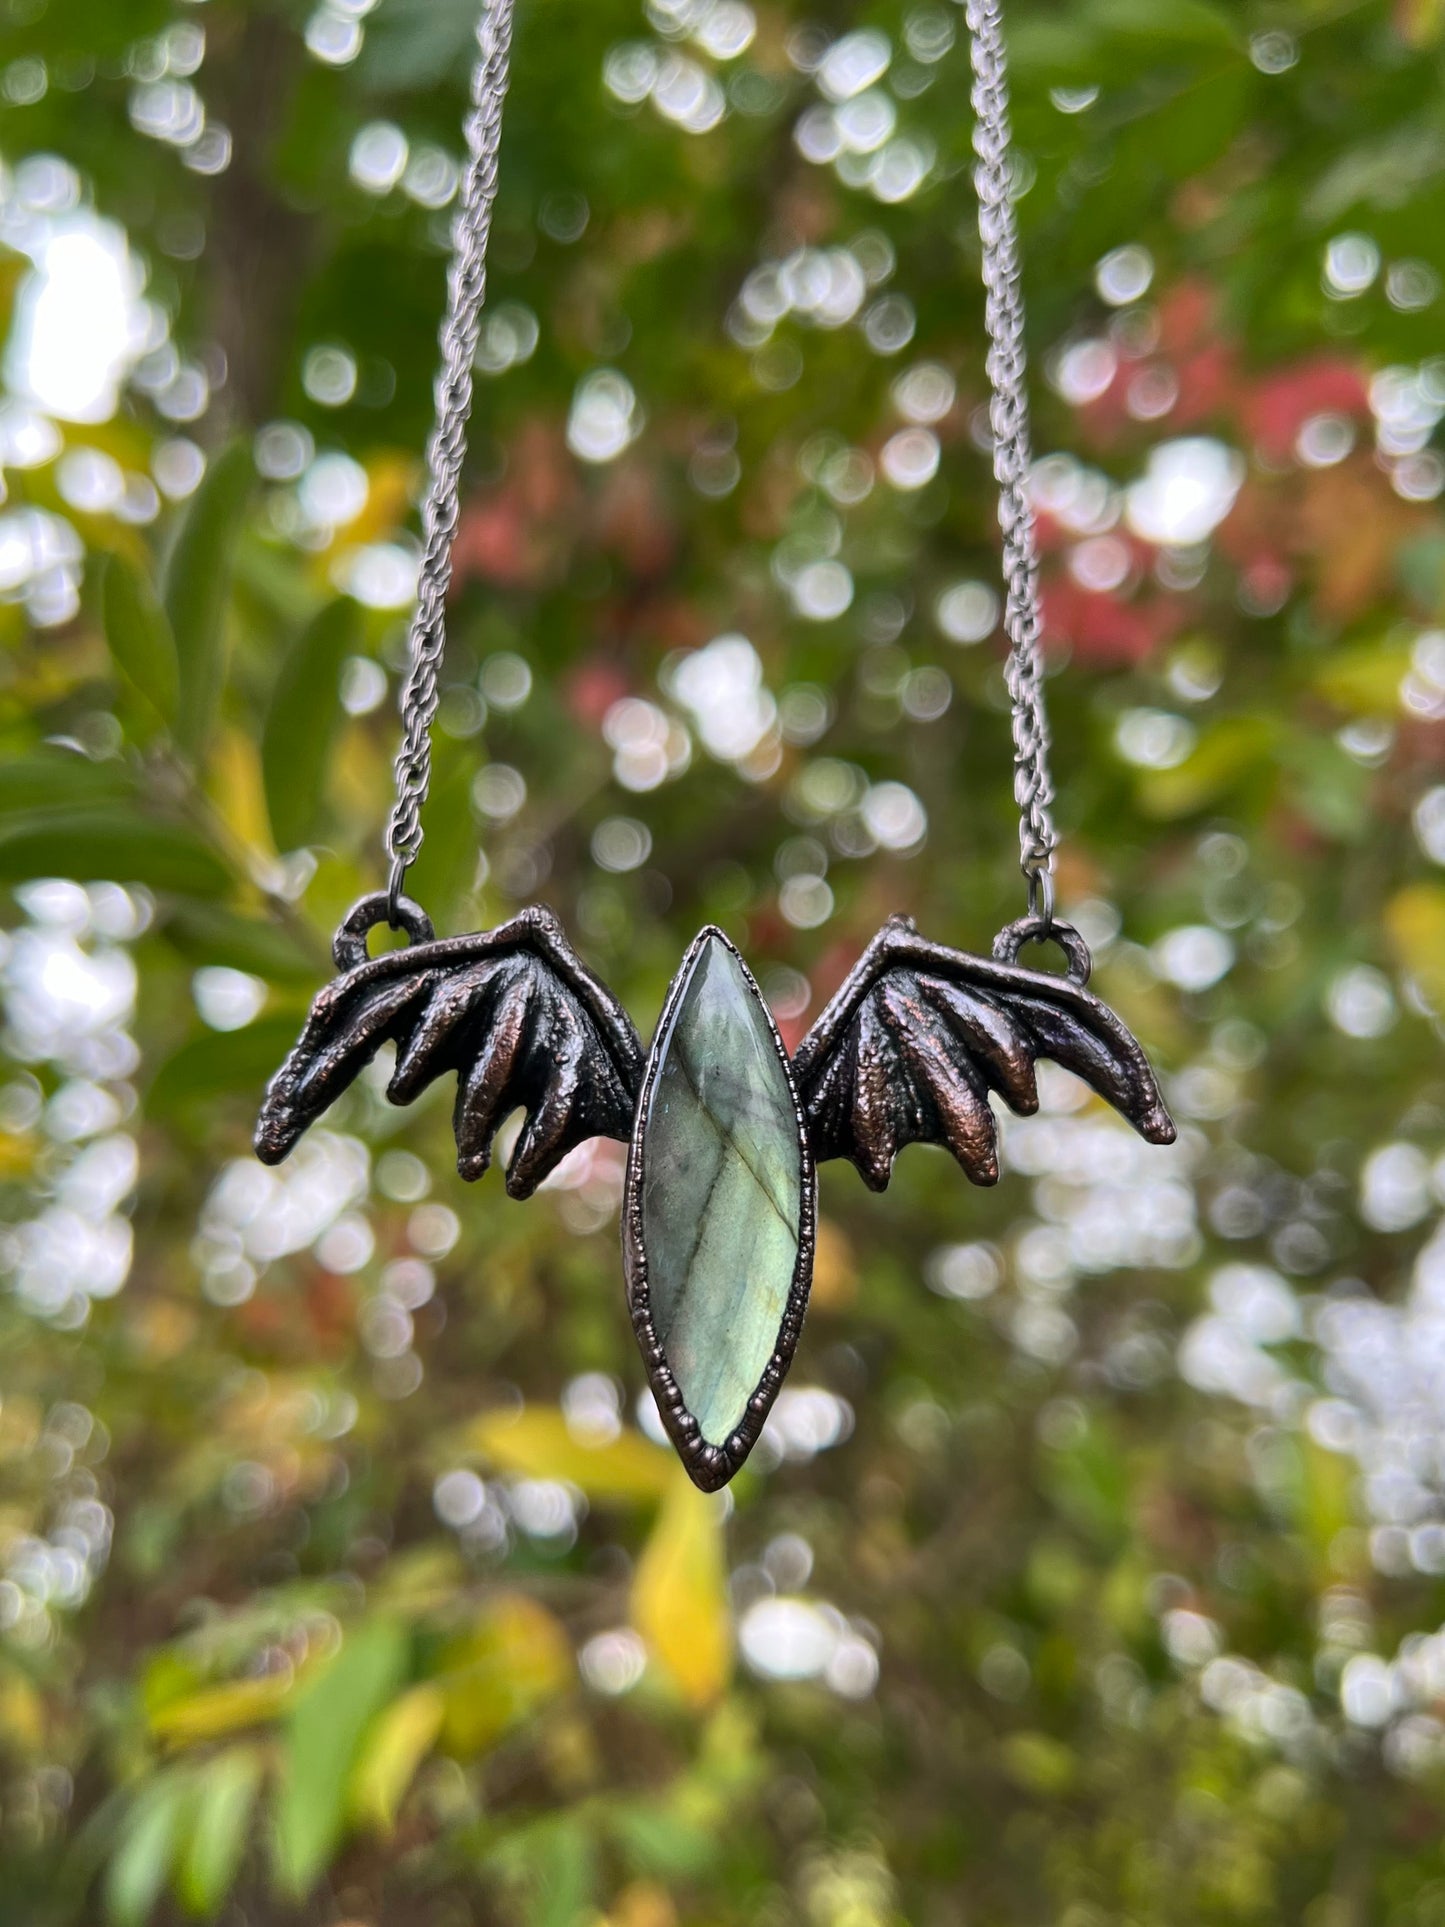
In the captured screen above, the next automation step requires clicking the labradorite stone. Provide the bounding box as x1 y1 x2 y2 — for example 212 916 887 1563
642 935 803 1446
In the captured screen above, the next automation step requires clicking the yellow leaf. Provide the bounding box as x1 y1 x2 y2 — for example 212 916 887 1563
811 1216 857 1311
1397 0 1445 47
349 454 419 546
631 1470 733 1710
439 1593 573 1756
1003 1731 1076 1796
129 1299 197 1365
602 1882 678 1927
349 1683 445 1834
0 1130 35 1178
0 1396 41 1453
470 1407 673 1503
206 727 276 862
149 1672 298 1745
1314 640 1413 717
1300 1434 1357 1567
141 1650 203 1722
369 1544 468 1616
0 1674 46 1750
1386 883 1445 1010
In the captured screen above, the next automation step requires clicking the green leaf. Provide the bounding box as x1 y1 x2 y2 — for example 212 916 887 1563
532 1821 596 1927
147 1016 306 1119
162 902 321 984
1278 736 1370 842
1298 1435 1357 1567
1086 0 1239 48
1114 65 1250 182
1009 21 1098 80
1398 534 1445 612
1135 716 1278 819
401 732 482 916
0 750 136 819
356 0 480 90
102 554 179 724
166 441 253 763
1003 1732 1078 1797
178 1748 263 1918
106 1775 190 1927
0 811 231 896
262 599 361 853
489 1818 598 1927
273 1618 408 1899
609 1803 717 1881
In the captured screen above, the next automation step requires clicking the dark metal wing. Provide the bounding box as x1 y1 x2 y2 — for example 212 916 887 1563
255 906 644 1199
791 915 1176 1192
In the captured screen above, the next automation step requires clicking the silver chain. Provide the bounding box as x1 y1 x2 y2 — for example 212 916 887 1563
384 0 515 917
967 0 1057 927
383 0 1055 926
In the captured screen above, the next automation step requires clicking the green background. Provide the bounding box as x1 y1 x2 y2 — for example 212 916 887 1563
2 0 1445 1921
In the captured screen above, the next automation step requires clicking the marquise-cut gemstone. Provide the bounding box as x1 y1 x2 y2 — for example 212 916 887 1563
640 934 803 1446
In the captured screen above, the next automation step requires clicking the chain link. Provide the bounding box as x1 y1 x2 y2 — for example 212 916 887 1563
384 0 515 918
383 0 1053 926
966 0 1057 927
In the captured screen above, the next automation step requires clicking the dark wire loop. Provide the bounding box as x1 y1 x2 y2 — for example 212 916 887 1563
992 914 1092 987
333 892 436 974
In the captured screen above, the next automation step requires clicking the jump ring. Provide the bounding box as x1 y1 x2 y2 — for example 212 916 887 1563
333 891 435 974
992 914 1092 987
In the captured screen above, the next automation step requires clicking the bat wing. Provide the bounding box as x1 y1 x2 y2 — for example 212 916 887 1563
255 906 644 1199
791 916 1176 1192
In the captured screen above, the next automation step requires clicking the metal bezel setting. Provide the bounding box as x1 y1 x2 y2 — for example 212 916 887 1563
621 925 818 1492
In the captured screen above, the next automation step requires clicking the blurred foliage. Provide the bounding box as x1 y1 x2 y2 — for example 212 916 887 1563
2 0 1445 1923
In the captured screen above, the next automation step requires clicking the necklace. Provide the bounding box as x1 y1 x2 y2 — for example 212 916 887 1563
256 0 1176 1492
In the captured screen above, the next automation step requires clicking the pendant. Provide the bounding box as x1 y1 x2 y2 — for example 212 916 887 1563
623 929 815 1492
257 896 1174 1489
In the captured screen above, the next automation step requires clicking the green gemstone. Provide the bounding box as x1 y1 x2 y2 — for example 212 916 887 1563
641 933 803 1447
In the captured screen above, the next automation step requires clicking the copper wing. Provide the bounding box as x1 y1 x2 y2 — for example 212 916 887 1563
791 916 1176 1192
255 905 643 1199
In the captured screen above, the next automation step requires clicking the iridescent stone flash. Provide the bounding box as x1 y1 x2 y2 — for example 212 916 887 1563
624 929 815 1490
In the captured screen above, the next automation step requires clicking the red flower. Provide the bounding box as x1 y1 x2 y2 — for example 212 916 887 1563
564 659 632 729
1244 356 1370 463
1041 580 1185 668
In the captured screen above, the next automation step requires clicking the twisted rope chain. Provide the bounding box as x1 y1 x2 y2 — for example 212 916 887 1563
384 0 1054 925
966 0 1057 926
384 0 515 915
